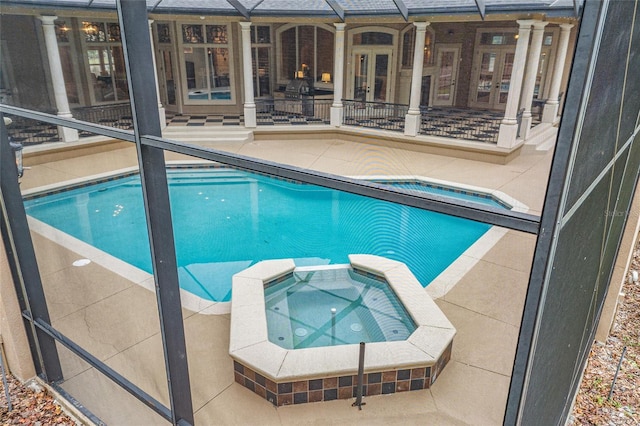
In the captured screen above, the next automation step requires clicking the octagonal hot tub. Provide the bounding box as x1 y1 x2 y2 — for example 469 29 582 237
229 255 455 406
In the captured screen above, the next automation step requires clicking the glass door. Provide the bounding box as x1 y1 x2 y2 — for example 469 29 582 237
158 48 176 106
497 52 514 106
353 52 369 102
351 48 392 103
433 47 459 106
475 51 497 106
470 48 514 110
252 47 271 98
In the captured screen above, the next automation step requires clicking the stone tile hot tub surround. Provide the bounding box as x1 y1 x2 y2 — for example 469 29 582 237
229 255 456 406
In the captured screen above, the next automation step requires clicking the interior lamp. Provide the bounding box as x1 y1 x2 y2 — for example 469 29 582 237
321 72 331 83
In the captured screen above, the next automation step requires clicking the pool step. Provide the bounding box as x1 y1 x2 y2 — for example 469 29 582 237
162 127 254 144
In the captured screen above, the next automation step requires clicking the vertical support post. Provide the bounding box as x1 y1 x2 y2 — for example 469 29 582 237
404 22 429 136
519 21 548 140
497 20 533 148
352 342 366 409
147 20 166 129
331 23 346 127
542 24 574 123
0 117 63 383
38 16 78 142
240 22 256 128
116 1 193 425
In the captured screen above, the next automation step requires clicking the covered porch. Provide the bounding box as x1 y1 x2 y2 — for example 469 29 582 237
0 4 577 156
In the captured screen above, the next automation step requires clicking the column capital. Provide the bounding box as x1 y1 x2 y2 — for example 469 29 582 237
239 21 252 30
334 23 346 31
413 22 430 31
532 21 549 30
516 19 535 28
38 15 58 25
560 23 575 31
148 19 154 27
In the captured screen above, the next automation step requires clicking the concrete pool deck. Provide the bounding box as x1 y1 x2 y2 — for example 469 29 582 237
18 129 550 424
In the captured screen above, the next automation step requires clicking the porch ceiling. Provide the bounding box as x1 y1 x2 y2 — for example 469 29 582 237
2 0 582 19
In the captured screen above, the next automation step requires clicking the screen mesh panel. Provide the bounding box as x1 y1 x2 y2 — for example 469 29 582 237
512 0 640 424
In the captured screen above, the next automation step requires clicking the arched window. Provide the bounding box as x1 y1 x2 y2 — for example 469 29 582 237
401 25 435 68
277 24 334 85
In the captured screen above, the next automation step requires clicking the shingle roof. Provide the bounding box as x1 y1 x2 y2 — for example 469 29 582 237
0 0 582 19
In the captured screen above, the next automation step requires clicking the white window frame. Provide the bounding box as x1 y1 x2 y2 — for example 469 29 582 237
79 19 129 105
346 26 399 103
178 21 236 106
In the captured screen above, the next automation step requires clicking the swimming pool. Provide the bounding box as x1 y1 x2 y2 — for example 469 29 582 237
24 167 503 303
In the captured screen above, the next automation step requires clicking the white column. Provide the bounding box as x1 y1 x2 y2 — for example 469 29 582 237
404 22 429 136
542 24 574 123
38 15 78 142
148 20 166 129
497 20 533 149
330 23 346 127
240 22 256 128
519 21 548 139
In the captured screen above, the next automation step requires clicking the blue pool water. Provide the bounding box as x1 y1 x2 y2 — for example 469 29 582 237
24 168 497 302
264 268 416 349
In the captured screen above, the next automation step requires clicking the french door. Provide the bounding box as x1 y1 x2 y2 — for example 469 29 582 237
433 46 460 107
158 47 177 107
469 48 515 110
351 48 393 103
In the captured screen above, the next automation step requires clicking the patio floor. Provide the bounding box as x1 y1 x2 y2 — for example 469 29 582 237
18 128 554 425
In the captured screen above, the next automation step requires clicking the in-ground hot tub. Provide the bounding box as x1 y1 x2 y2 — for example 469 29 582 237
229 255 455 406
264 265 416 349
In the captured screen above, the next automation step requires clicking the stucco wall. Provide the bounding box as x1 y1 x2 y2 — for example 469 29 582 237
0 241 36 382
596 182 640 342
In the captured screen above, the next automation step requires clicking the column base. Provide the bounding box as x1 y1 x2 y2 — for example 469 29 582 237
158 106 167 130
58 125 78 142
244 104 256 128
404 113 421 137
542 102 559 123
330 106 343 127
497 121 520 148
520 114 533 140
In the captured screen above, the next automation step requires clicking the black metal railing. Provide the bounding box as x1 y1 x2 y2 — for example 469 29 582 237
4 114 60 146
4 103 134 146
255 98 332 125
343 100 408 132
72 103 133 131
419 106 502 143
